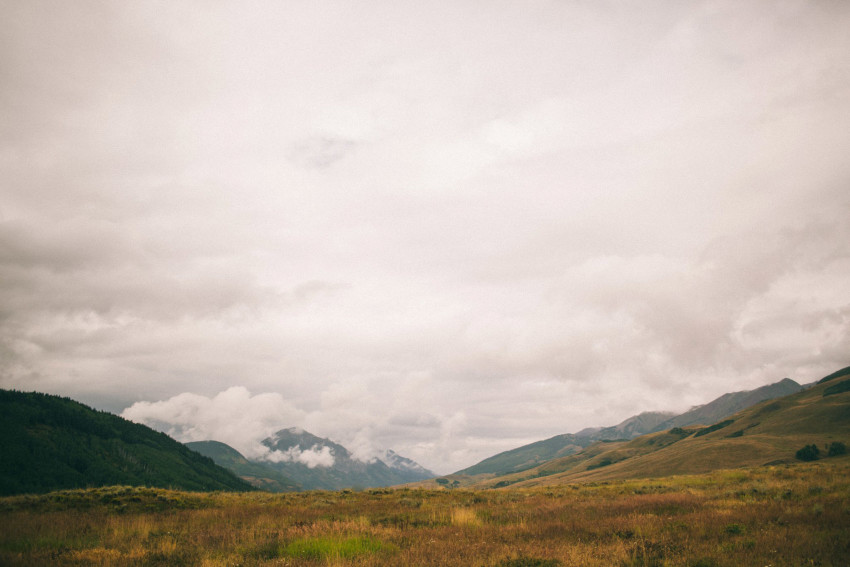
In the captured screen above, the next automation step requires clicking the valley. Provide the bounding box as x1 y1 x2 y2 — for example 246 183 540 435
1 365 849 565
1 459 848 566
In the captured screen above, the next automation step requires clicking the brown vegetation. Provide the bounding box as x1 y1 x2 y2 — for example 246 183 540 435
1 459 849 566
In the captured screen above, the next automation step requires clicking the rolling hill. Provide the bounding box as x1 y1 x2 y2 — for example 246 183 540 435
0 389 254 495
456 378 801 478
442 367 850 489
649 377 804 432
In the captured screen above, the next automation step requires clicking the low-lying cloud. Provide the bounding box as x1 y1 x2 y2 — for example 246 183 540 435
121 387 305 462
266 445 335 468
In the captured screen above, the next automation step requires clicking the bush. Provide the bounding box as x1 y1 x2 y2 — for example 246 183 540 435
694 420 734 438
795 445 820 462
587 457 613 470
827 441 847 457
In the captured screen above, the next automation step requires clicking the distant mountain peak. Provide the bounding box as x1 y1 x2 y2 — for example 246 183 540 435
380 449 434 476
256 427 434 490
653 377 803 432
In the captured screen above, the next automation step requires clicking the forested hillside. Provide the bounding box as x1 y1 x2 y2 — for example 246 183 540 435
0 390 253 495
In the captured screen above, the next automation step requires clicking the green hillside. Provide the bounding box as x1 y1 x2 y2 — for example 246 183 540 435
651 377 803 432
818 365 850 384
0 390 254 495
451 369 850 489
457 433 585 477
185 440 300 492
456 379 799 478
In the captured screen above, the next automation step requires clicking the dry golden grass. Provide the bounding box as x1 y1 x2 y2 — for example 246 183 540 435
1 459 849 566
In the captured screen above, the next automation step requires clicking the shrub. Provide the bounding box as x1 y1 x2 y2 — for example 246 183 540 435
827 441 847 457
795 445 820 462
694 420 734 437
587 457 614 470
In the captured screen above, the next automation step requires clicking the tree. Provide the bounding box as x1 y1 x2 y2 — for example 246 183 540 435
795 444 820 461
827 441 847 457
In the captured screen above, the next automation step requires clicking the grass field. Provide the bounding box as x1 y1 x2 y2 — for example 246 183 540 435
1 459 849 566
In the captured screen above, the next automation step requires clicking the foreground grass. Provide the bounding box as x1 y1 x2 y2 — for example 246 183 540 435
1 460 849 566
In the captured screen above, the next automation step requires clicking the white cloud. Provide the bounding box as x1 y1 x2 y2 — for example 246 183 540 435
121 387 305 461
266 445 335 468
2 1 850 474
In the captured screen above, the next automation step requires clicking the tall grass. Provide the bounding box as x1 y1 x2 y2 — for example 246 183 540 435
1 460 848 566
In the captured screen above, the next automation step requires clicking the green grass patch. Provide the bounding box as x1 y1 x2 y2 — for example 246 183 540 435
284 535 394 560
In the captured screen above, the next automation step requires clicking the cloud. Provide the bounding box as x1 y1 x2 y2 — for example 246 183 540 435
2 1 850 473
288 137 359 169
266 445 335 468
121 387 305 461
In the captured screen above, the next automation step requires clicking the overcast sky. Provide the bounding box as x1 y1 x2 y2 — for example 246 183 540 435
2 0 849 474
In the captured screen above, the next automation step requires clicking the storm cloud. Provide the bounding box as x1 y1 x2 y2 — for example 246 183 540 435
2 1 849 473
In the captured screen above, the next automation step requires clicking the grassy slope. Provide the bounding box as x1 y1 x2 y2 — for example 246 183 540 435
0 390 254 495
456 433 584 476
456 379 801 479
818 365 850 384
2 460 848 566
653 377 803 431
444 374 850 489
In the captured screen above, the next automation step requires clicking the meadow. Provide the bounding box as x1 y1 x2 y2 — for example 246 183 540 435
1 459 848 566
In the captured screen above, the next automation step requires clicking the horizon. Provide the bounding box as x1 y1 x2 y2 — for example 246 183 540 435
3 368 832 475
2 1 849 474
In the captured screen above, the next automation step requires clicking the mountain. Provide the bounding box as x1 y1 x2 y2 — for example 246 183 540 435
184 440 300 492
0 389 254 496
381 449 433 478
457 411 675 477
818 365 850 384
456 378 803 478
649 377 803 432
258 427 435 490
445 367 850 489
577 410 676 442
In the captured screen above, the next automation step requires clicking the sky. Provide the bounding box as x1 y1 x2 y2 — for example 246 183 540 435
1 0 849 474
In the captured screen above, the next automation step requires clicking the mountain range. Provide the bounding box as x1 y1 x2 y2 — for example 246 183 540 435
189 427 435 491
436 366 850 488
2 365 847 496
457 377 804 477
